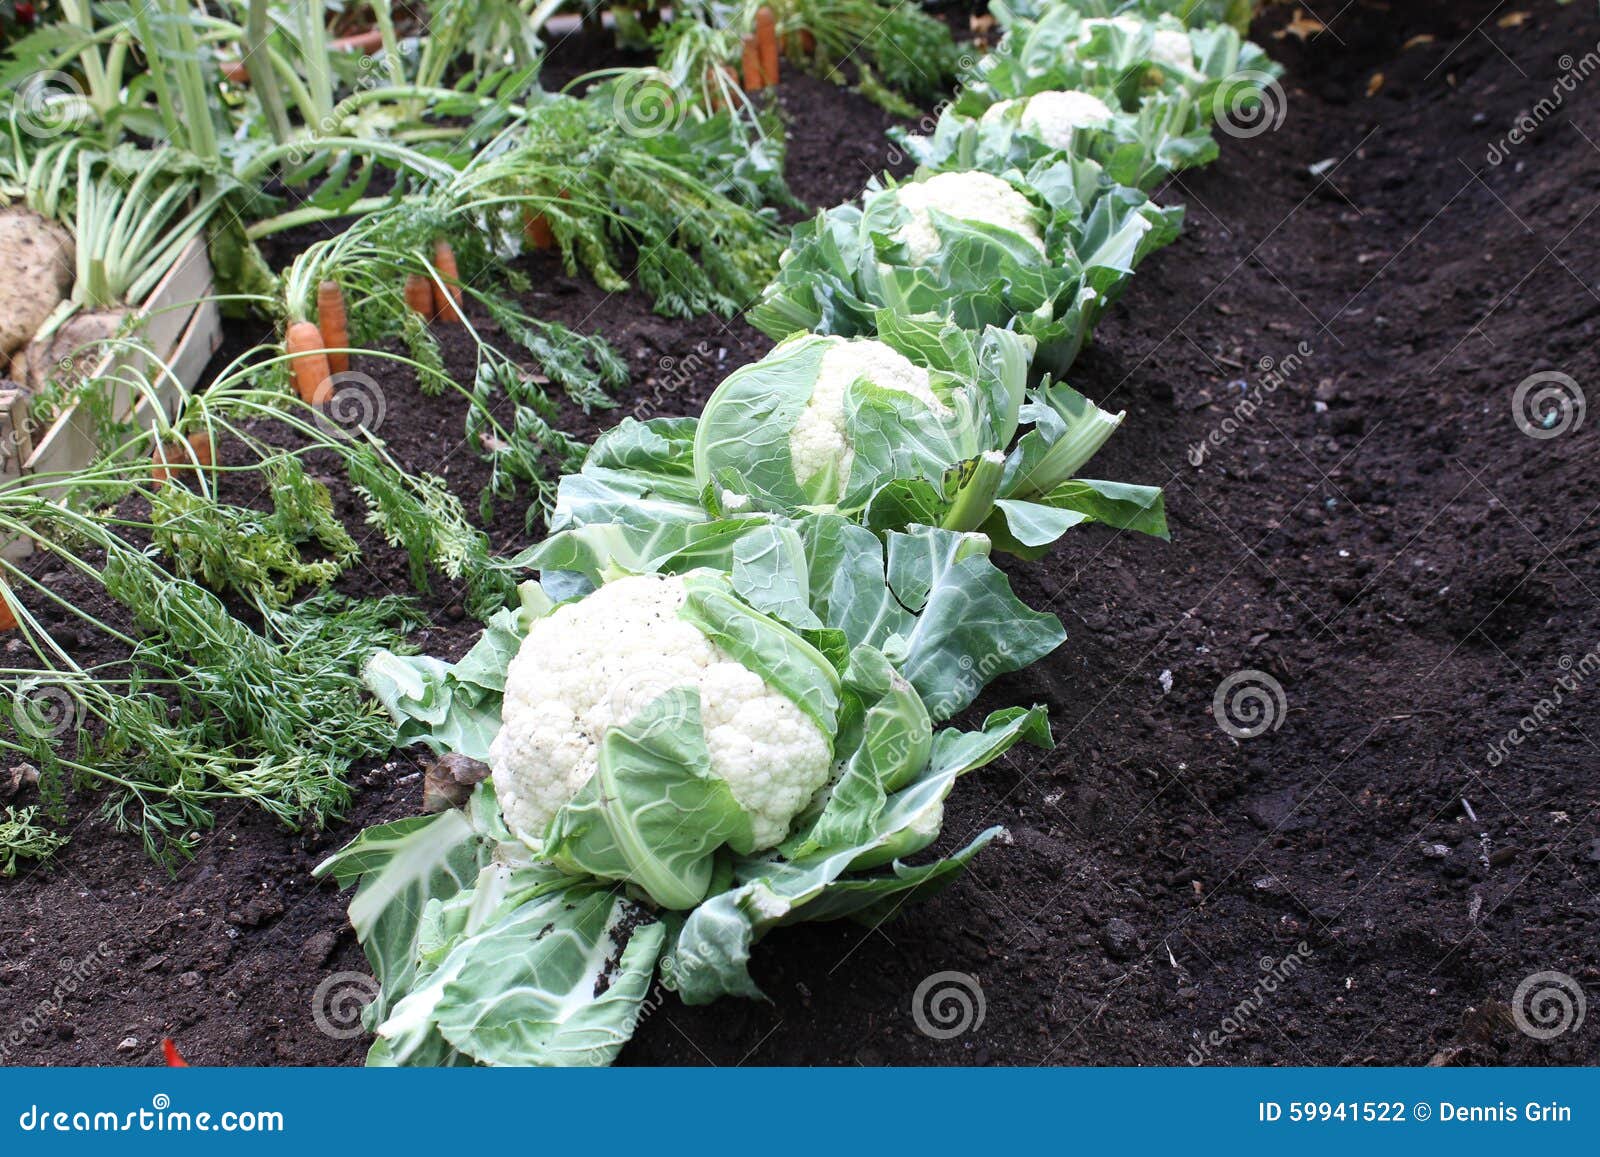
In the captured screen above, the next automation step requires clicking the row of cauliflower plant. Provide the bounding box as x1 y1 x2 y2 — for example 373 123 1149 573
314 0 1281 1066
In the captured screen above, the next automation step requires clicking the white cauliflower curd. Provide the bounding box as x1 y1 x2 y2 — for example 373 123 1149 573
979 98 1018 124
1018 90 1114 148
1150 29 1193 71
488 573 832 850
1079 17 1193 72
789 338 948 491
892 171 1046 264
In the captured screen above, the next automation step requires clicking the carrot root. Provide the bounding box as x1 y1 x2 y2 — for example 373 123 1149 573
286 320 334 405
403 273 436 318
151 431 216 488
317 280 351 375
741 35 764 92
755 8 779 86
431 239 464 325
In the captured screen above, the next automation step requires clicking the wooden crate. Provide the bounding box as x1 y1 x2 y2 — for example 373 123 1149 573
1 235 222 558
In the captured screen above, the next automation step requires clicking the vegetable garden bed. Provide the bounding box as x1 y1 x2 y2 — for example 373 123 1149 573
2 0 1598 1069
1 236 221 561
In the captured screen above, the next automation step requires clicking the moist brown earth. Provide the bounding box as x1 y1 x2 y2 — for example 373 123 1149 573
3 0 1598 1067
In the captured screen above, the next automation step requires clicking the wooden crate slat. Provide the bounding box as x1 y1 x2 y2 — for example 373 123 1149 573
4 239 221 558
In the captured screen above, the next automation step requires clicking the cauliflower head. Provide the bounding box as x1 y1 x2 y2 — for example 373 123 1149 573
1018 90 1115 148
489 573 833 850
1079 16 1192 72
892 171 1046 265
1149 28 1194 72
789 337 949 493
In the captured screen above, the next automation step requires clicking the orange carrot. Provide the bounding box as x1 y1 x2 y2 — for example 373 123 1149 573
220 58 250 84
523 207 555 251
316 280 350 375
755 8 779 86
522 189 570 251
431 239 464 324
741 35 764 92
187 430 215 470
0 585 15 633
286 320 333 405
161 1038 190 1067
403 273 436 318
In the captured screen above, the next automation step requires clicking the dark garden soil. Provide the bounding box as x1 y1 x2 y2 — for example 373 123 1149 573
4 0 1599 1067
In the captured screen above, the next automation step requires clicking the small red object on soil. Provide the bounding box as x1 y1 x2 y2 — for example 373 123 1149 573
161 1038 189 1067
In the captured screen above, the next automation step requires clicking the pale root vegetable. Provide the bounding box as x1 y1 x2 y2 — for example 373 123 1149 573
285 320 333 405
316 280 350 375
0 209 74 359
